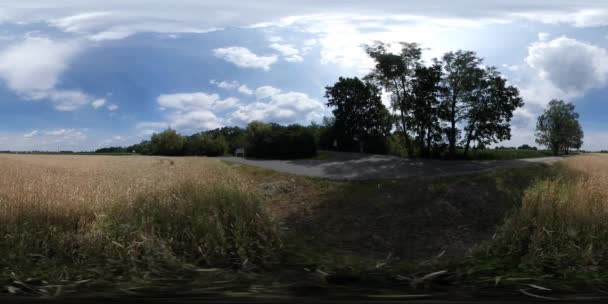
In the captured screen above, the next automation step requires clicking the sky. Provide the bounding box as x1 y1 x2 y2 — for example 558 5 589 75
1 1 608 151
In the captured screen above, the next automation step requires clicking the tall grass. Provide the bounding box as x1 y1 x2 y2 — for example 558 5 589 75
483 154 608 277
0 155 281 283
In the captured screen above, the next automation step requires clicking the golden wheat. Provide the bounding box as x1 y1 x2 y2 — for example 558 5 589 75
0 154 280 282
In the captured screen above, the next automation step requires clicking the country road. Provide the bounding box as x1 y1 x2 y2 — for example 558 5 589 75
218 151 563 180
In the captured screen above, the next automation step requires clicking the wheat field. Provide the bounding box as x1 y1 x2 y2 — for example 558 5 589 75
0 154 281 284
486 153 608 276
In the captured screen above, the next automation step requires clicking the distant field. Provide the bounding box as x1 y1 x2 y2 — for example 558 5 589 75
459 148 554 160
2 153 607 299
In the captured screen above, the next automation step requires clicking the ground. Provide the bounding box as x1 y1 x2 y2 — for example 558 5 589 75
2 153 601 301
219 151 561 179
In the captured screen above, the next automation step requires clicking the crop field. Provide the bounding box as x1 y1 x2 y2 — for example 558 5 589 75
1 153 608 300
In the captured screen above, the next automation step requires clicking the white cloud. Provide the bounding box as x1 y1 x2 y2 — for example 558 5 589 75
158 92 239 112
1 128 92 151
23 130 38 138
152 84 327 131
255 86 282 100
526 36 608 97
514 9 608 28
169 110 224 130
91 98 107 109
209 79 253 95
538 32 550 41
0 37 78 91
238 85 253 95
0 36 95 111
269 43 303 62
213 47 278 70
106 104 119 111
231 86 326 125
49 11 219 41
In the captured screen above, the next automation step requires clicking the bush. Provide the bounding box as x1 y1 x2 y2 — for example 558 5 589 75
246 121 317 159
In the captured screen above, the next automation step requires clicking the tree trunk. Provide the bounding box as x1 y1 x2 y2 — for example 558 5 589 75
448 96 457 158
463 131 474 157
399 109 413 158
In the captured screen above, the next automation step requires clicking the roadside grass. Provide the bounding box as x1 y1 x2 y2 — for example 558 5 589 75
308 151 335 160
456 148 554 160
476 154 608 279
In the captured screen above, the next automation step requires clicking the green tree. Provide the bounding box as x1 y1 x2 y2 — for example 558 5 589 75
364 42 421 157
325 77 392 153
440 50 483 157
150 128 185 156
535 100 584 155
410 62 443 157
183 133 228 156
462 67 524 156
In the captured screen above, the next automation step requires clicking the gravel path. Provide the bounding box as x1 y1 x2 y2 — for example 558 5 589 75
217 151 563 180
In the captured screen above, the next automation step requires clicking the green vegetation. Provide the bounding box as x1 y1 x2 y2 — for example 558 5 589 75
245 121 317 159
325 76 392 153
458 148 554 160
536 99 584 155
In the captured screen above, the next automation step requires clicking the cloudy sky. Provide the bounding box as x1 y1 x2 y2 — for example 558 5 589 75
1 1 608 151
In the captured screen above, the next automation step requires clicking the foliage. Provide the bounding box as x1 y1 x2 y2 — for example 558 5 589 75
461 67 524 155
324 77 392 153
535 99 584 155
363 43 523 158
246 121 317 159
95 146 128 153
364 41 421 157
150 128 186 156
517 144 537 150
183 133 228 156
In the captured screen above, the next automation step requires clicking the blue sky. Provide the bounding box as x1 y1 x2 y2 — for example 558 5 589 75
1 1 608 150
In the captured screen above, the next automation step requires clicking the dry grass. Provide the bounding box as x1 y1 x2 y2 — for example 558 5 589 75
484 154 608 277
0 155 281 285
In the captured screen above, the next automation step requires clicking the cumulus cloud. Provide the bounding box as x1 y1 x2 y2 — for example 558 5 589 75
230 86 326 125
106 104 119 111
213 47 278 70
0 36 96 111
157 92 239 112
150 84 327 132
526 36 608 97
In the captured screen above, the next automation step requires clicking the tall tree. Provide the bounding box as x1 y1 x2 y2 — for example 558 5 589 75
325 77 392 152
440 50 483 157
365 42 421 157
462 67 524 155
410 61 443 157
535 99 584 155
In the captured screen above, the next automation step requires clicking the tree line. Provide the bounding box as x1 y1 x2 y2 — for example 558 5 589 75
104 122 319 159
97 41 584 158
